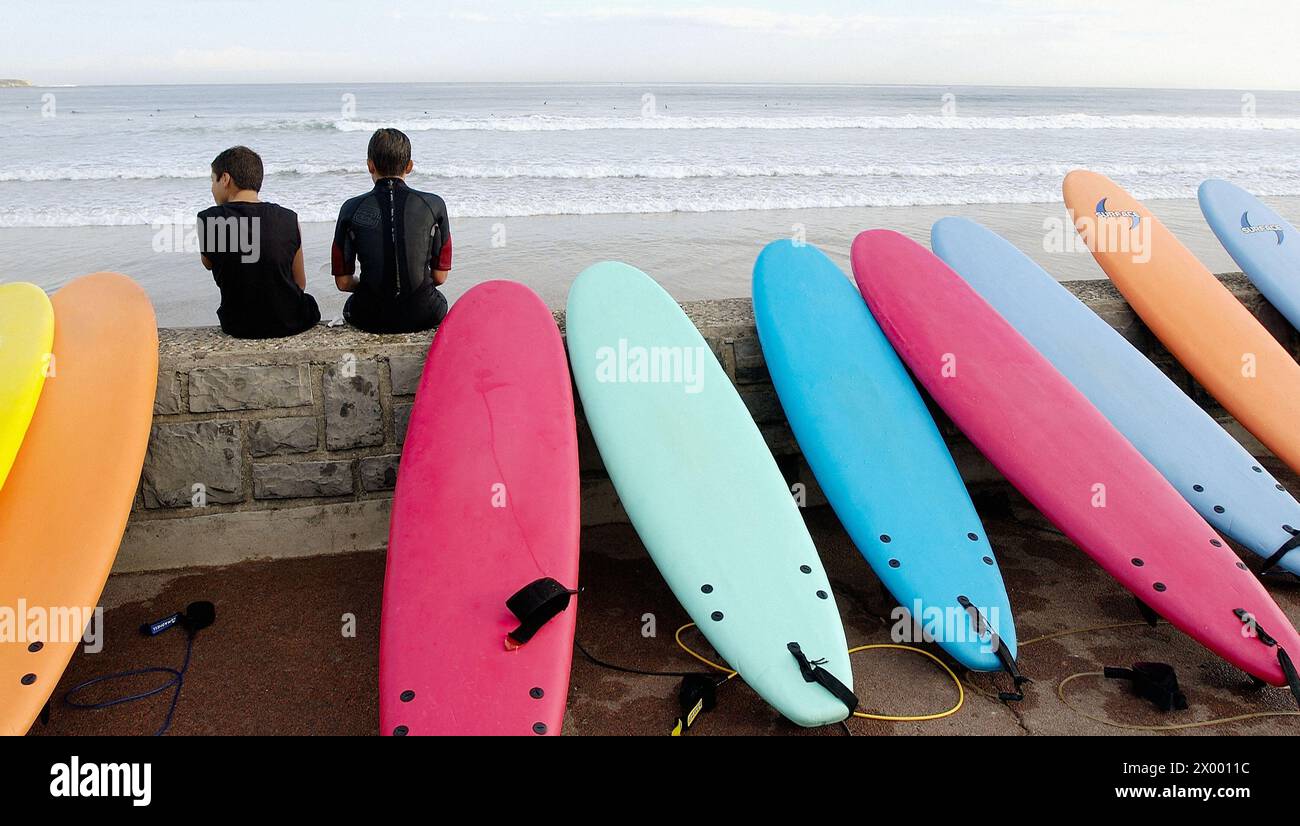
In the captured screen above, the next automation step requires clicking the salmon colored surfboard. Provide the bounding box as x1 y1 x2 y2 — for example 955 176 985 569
851 231 1300 688
0 283 54 490
380 281 580 736
0 273 158 735
1063 169 1300 477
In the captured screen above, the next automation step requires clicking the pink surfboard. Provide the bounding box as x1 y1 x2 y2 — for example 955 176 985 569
380 281 581 736
851 230 1300 688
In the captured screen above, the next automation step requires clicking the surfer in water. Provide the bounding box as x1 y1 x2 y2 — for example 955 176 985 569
331 128 453 333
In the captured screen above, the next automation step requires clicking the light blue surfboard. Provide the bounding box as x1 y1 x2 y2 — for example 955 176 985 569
566 261 854 728
753 241 1017 674
1200 179 1300 333
932 217 1300 574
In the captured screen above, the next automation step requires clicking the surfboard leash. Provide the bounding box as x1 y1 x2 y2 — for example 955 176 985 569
61 601 215 736
571 635 734 736
1233 608 1300 709
1256 528 1300 576
674 623 965 725
958 595 1030 702
967 619 1300 732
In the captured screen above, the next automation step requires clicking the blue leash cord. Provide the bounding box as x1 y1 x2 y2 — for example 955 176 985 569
63 631 194 736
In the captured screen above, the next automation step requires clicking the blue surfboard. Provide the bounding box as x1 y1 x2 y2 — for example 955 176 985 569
932 217 1300 574
753 240 1017 674
1199 179 1300 333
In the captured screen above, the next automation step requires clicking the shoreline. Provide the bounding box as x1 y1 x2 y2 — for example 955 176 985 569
1 196 1282 328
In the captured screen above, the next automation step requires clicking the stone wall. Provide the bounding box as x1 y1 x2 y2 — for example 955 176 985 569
118 274 1300 573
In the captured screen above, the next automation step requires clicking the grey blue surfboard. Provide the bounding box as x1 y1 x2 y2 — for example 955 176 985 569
932 217 1300 574
1199 179 1300 334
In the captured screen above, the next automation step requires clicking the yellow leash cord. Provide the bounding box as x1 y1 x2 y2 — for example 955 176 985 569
674 623 964 723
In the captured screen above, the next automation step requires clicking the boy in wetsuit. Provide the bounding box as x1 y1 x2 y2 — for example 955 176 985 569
331 129 452 333
198 146 321 339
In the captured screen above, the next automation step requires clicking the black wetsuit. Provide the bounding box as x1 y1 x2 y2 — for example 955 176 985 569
331 178 453 333
197 201 320 339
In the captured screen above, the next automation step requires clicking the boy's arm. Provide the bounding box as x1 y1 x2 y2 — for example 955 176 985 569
291 221 307 290
432 208 452 286
197 211 215 272
331 204 359 292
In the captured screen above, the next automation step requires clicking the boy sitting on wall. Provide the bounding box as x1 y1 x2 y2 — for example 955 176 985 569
198 146 321 338
331 129 453 333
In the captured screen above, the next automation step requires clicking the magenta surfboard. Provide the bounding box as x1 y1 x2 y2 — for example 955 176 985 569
379 281 581 736
851 230 1300 688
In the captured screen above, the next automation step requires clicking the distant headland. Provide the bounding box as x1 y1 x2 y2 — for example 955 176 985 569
0 79 32 88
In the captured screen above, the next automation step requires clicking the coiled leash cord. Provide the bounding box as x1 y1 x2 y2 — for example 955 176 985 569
964 620 1300 732
63 601 214 737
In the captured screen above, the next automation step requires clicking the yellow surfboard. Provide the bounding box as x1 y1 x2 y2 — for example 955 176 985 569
1064 170 1300 476
0 274 157 735
0 283 54 490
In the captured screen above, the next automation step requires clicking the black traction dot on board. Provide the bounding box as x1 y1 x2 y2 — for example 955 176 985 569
701 584 713 594
888 559 901 569
1253 466 1263 473
880 535 892 544
27 642 41 653
20 674 35 686
1193 485 1205 492
1211 540 1223 548
983 557 994 566
1131 558 1144 567
1153 583 1167 592
530 687 544 700
1278 484 1286 492
533 722 547 735
1214 505 1226 514
710 611 724 622
392 726 408 736
799 565 812 574
967 533 979 541
816 591 828 600
399 690 415 703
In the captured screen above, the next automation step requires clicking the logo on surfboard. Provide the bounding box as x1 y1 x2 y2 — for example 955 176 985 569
1240 211 1284 245
1095 198 1141 230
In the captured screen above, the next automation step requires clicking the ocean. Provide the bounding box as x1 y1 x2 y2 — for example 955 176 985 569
2 82 1299 326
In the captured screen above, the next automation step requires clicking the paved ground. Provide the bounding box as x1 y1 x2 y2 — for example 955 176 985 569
30 489 1300 736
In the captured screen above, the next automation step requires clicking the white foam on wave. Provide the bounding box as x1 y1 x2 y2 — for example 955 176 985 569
9 179 1300 228
330 113 1300 133
7 159 1300 185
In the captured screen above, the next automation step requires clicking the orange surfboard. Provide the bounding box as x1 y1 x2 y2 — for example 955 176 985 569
1064 170 1300 476
0 273 157 735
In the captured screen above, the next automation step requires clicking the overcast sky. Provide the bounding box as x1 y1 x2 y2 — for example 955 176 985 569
5 0 1299 89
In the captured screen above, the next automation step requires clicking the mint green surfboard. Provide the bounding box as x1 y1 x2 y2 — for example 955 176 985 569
566 262 854 728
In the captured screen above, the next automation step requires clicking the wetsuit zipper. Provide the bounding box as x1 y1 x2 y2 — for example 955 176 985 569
386 180 402 298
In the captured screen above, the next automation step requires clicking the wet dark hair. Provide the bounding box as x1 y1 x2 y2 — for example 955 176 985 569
368 128 412 177
211 146 264 192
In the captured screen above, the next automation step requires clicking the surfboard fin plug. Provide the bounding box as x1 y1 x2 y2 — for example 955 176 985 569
1104 663 1188 712
505 578 579 651
788 642 859 714
1234 608 1300 710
